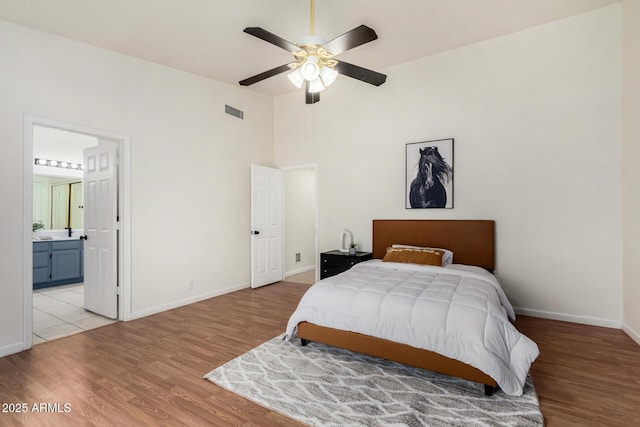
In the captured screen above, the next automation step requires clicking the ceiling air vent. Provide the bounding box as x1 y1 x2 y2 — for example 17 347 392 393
225 104 244 120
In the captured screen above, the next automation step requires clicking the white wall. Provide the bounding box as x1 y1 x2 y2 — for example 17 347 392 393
274 5 623 326
0 19 273 356
284 168 316 275
622 0 640 343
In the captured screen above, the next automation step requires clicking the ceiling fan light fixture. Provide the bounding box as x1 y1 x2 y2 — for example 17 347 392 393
308 77 325 93
287 68 304 88
300 57 320 81
319 66 338 87
239 0 386 104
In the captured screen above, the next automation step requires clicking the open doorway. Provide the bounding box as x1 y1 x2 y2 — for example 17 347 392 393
32 126 116 344
23 116 131 350
283 165 318 285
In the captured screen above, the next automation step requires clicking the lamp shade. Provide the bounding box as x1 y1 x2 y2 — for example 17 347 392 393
300 58 320 81
319 66 338 87
308 77 325 94
287 68 304 88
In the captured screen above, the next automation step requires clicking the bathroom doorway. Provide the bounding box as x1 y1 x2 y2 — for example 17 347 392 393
23 116 131 349
283 165 318 285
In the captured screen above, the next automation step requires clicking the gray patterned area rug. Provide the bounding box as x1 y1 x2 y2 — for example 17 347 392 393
204 336 544 426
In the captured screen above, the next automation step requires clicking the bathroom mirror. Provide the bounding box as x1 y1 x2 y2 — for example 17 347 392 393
34 175 83 230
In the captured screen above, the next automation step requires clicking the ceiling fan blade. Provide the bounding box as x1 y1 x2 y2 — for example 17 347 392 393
243 27 300 53
239 64 291 86
305 81 320 104
334 61 387 86
321 25 378 56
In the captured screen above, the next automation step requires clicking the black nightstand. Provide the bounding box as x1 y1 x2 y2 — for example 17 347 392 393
320 250 373 279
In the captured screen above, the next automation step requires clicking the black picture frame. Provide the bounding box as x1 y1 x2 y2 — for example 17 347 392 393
405 138 454 209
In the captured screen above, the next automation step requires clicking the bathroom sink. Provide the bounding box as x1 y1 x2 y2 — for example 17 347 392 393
33 229 84 241
33 236 80 241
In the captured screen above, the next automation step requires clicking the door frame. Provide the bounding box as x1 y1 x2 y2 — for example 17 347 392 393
281 163 319 283
22 115 132 350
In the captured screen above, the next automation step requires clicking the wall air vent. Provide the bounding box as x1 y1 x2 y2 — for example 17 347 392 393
225 104 244 120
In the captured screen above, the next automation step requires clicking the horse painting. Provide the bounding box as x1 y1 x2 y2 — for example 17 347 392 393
409 146 453 208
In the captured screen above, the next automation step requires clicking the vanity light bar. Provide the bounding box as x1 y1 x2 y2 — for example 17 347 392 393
34 158 84 170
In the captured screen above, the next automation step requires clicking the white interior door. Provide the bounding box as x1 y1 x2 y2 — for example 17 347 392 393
83 140 118 319
251 164 284 288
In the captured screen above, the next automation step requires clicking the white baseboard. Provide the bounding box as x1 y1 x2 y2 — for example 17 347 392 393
514 307 622 329
0 341 25 358
622 323 640 347
129 282 250 320
285 265 315 277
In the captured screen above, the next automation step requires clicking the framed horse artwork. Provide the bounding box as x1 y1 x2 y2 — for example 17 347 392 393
406 138 454 209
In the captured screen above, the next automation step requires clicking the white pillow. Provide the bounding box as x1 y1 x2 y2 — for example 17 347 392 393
391 244 453 266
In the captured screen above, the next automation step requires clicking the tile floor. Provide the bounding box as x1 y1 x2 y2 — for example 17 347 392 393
32 283 117 345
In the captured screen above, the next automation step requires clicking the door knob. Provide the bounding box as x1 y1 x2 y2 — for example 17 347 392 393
250 230 260 235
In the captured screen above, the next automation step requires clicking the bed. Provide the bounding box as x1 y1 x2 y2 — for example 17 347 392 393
285 219 539 396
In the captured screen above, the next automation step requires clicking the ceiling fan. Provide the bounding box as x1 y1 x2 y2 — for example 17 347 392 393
239 0 387 104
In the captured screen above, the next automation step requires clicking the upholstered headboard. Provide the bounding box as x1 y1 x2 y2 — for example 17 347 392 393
372 220 495 271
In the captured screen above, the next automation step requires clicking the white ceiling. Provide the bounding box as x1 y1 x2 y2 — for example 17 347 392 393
0 0 619 97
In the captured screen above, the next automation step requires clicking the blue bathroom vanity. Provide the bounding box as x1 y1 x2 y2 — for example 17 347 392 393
33 239 84 289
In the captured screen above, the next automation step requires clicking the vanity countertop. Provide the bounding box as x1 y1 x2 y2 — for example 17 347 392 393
33 229 84 241
33 236 81 241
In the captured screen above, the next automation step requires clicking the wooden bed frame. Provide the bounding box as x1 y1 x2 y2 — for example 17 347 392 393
297 219 498 395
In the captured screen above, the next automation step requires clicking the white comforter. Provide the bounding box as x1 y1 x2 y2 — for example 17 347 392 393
285 260 539 396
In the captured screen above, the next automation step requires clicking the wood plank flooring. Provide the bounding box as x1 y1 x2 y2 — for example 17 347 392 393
1 281 639 426
514 316 640 426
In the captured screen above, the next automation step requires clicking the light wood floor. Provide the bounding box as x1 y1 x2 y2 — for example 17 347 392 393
285 269 316 285
1 281 639 426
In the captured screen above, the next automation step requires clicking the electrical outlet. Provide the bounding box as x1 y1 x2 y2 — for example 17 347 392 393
188 280 194 290
295 253 301 262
